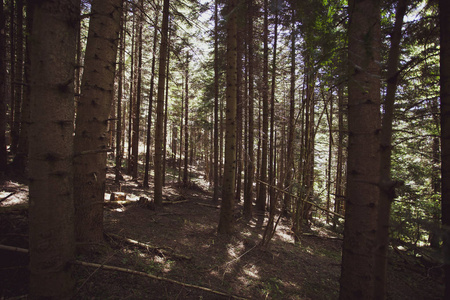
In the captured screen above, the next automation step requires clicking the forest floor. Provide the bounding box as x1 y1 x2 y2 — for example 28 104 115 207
0 165 445 299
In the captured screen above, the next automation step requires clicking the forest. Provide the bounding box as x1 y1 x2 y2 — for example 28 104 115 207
0 0 448 299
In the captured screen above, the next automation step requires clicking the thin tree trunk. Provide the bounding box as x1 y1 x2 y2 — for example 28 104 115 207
218 0 237 235
213 0 220 203
132 0 143 180
154 0 170 208
183 54 189 186
115 0 126 184
375 0 407 297
73 0 122 252
284 7 296 216
143 10 159 188
268 8 278 221
9 0 15 155
28 0 79 297
256 0 269 212
162 39 170 186
127 12 136 174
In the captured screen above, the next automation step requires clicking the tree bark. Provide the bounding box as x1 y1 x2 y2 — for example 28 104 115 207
143 10 159 188
183 54 190 186
213 0 220 203
0 0 7 172
339 0 381 298
243 0 254 219
154 0 170 208
256 0 269 212
28 0 79 297
115 1 126 184
440 0 450 297
375 0 407 298
218 0 237 235
73 0 122 252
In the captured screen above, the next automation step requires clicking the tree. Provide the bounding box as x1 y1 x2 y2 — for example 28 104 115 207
154 0 170 208
217 0 237 235
73 0 122 251
375 0 408 297
0 0 7 173
256 0 269 212
213 0 220 204
339 0 381 298
440 0 450 297
28 0 79 297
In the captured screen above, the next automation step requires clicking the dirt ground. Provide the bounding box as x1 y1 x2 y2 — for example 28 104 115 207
0 168 445 299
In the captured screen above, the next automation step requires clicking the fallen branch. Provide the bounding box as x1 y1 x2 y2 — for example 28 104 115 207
0 244 29 253
106 233 191 260
72 260 248 300
1 192 16 203
196 202 219 209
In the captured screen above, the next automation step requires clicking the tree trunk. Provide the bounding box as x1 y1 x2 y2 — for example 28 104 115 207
183 54 190 186
162 42 170 186
28 0 79 297
243 0 254 219
0 0 7 172
115 1 126 184
73 0 122 252
284 6 296 217
256 0 269 212
218 0 237 235
375 0 407 298
213 0 220 203
154 0 170 208
440 0 450 297
339 0 381 298
143 10 159 188
127 12 136 174
132 1 143 180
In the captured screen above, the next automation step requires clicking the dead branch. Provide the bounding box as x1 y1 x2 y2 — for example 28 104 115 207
195 202 220 209
0 244 29 253
72 260 248 300
0 192 16 203
106 233 191 260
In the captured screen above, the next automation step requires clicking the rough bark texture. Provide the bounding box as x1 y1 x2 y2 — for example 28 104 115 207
339 0 381 299
218 0 237 235
28 0 79 297
73 0 122 251
375 0 407 298
440 0 450 297
0 0 7 172
213 0 220 204
154 0 170 208
243 0 254 219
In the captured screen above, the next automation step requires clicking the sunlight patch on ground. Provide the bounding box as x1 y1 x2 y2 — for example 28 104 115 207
242 264 260 279
0 182 29 207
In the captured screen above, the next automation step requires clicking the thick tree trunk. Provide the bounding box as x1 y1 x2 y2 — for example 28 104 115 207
154 0 170 208
73 0 122 252
218 0 237 235
0 0 7 172
28 0 79 297
440 0 450 297
339 0 381 298
243 0 254 219
375 0 407 298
